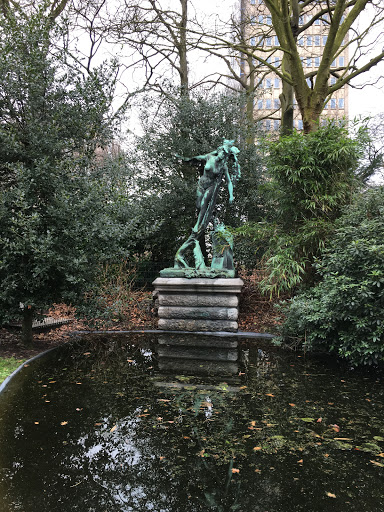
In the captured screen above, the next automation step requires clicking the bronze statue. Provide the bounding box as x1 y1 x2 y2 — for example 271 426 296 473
174 139 240 271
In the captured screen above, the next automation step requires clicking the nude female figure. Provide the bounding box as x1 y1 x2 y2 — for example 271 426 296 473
174 139 240 270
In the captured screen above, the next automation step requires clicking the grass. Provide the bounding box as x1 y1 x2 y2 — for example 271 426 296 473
0 357 26 384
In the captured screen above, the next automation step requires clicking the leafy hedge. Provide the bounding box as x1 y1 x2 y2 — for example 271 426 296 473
278 187 384 366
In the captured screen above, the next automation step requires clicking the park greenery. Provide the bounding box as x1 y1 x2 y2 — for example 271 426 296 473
0 1 383 367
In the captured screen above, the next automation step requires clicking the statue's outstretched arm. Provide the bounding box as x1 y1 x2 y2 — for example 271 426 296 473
174 153 210 163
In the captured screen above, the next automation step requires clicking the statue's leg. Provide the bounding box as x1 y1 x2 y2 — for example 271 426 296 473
193 239 206 269
174 233 196 268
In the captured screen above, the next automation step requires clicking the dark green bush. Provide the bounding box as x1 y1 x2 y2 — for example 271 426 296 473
278 187 384 366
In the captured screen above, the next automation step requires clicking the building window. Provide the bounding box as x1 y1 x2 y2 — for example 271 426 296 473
274 57 280 67
266 119 271 130
274 120 280 130
251 16 256 25
266 15 272 25
258 15 263 24
331 59 336 67
323 102 328 110
298 119 303 130
274 98 280 108
274 36 279 46
331 98 336 109
267 56 272 64
339 56 345 67
250 37 256 46
330 76 337 85
299 37 304 47
306 57 312 67
266 98 272 109
307 35 312 46
339 98 344 109
323 35 328 46
315 35 320 46
266 78 272 88
266 37 272 46
258 0 264 4
314 18 320 25
299 16 304 25
250 0 256 4
314 57 320 67
306 77 311 87
257 99 263 109
274 78 280 88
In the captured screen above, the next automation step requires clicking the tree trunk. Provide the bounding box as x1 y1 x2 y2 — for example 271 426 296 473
178 0 189 97
246 60 256 145
279 78 294 136
21 307 34 346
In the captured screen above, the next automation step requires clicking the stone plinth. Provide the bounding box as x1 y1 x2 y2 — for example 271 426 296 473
152 277 243 332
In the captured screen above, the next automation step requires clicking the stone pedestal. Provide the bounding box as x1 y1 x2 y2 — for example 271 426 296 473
152 277 243 332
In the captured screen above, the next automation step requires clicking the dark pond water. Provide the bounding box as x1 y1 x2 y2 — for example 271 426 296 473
0 333 383 512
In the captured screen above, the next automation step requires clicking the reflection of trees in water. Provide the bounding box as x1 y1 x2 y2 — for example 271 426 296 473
2 336 384 511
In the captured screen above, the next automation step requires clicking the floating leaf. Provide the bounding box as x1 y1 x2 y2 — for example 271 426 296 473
370 460 384 467
60 421 68 426
266 394 275 397
110 425 117 432
300 418 315 423
289 403 296 407
253 447 262 451
232 468 240 473
326 492 336 498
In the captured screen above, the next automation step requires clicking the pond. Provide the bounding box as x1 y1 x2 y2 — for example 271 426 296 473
0 332 383 511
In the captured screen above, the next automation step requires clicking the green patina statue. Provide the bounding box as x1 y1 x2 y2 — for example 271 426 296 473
161 139 240 278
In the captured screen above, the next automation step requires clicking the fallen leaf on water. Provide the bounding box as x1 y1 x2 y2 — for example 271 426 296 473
158 399 171 402
297 459 303 464
377 453 384 458
289 403 296 407
253 446 262 451
159 456 165 461
60 421 68 426
317 418 323 423
83 352 91 355
266 394 275 397
250 421 256 427
34 422 39 425
110 425 117 432
254 469 261 473
324 454 330 458
49 381 56 384
94 423 102 426
334 438 352 441
331 424 340 432
370 460 384 467
127 359 134 363
326 492 336 498
231 468 240 474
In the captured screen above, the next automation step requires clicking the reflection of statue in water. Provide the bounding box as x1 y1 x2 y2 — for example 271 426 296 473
174 139 240 271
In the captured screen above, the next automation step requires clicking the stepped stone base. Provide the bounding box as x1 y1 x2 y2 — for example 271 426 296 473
153 277 243 332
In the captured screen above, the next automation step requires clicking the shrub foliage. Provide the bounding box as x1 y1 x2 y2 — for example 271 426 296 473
278 187 384 366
